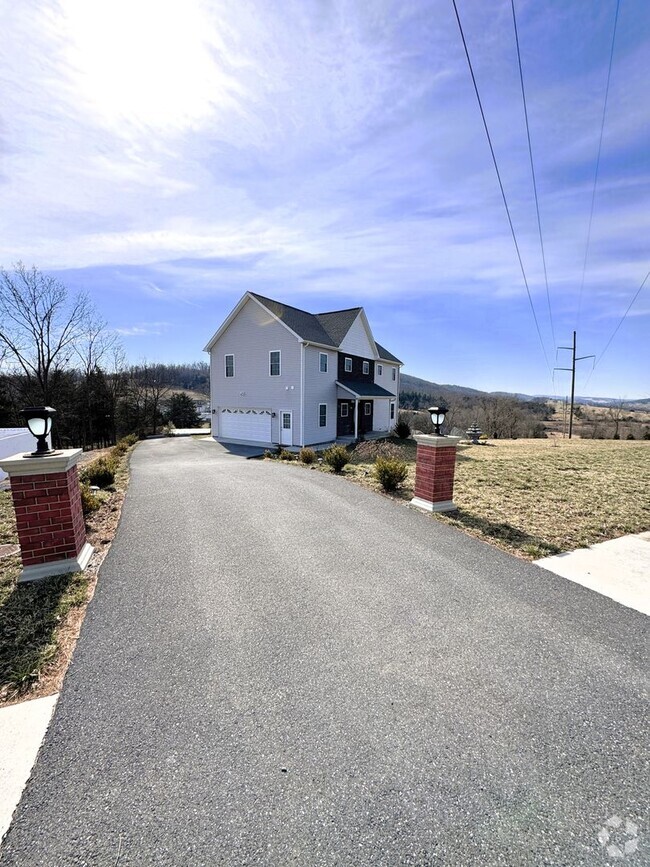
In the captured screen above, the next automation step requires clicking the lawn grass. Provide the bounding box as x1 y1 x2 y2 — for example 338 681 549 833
0 444 134 703
339 438 650 559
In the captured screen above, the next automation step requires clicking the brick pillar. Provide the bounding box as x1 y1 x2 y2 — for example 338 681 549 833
0 449 93 583
410 435 461 513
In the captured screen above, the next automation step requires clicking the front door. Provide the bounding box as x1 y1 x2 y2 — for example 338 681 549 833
337 400 355 436
359 400 373 434
280 411 292 446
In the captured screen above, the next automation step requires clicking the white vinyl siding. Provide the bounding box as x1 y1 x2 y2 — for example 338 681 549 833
339 312 375 357
225 354 234 377
319 404 327 427
209 297 300 444
269 350 281 376
319 352 328 373
302 345 337 445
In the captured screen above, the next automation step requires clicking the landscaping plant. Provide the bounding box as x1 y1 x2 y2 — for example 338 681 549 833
323 444 349 473
394 414 411 439
373 456 408 492
79 457 116 489
299 448 316 464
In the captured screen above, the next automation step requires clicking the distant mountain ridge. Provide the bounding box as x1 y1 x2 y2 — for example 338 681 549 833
400 373 649 408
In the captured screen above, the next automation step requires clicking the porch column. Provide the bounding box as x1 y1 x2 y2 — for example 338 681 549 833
410 434 461 513
0 449 93 583
354 399 359 440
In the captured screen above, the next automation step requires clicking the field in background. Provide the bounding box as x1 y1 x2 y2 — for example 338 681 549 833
346 439 650 559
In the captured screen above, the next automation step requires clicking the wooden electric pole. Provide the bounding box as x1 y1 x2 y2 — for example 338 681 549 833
555 331 594 439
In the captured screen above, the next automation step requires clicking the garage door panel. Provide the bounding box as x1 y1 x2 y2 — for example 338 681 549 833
220 408 272 441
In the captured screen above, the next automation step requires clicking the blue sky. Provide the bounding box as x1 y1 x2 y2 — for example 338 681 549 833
1 0 648 398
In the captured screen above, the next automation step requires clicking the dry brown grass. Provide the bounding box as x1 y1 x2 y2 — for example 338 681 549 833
328 438 650 560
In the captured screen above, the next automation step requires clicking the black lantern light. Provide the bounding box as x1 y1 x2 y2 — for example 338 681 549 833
428 405 448 436
21 406 60 457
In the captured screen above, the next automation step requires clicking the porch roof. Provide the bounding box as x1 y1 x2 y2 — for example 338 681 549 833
336 380 395 399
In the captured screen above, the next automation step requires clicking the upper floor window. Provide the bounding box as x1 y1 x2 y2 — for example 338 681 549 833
319 403 327 427
225 354 234 378
392 368 397 381
362 361 370 375
377 364 383 376
344 357 352 373
269 350 281 376
319 352 328 373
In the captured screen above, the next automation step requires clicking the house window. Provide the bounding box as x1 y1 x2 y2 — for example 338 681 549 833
390 402 395 420
377 364 383 376
344 357 352 373
319 352 328 373
362 361 370 375
319 403 327 427
340 403 349 417
269 350 281 376
225 354 234 378
364 402 371 416
392 368 396 381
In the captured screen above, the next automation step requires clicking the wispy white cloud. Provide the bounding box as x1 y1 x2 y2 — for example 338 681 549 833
115 321 171 337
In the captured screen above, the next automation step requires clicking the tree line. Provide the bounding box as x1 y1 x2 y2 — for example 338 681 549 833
0 264 207 448
400 390 552 439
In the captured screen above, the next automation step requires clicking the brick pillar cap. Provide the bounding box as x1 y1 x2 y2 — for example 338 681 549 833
0 448 82 477
413 435 461 448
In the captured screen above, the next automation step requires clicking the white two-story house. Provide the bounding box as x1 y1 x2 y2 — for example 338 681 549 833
203 292 402 448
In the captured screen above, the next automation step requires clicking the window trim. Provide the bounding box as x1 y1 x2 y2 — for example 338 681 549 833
224 354 234 378
319 352 328 373
362 360 370 375
344 357 353 373
377 364 383 376
364 402 372 416
340 403 349 417
319 403 327 427
269 349 281 377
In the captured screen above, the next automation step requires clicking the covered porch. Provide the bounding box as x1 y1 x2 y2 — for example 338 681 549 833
335 380 396 441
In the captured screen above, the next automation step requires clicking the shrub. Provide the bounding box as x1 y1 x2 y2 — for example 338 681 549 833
626 433 635 440
80 484 101 516
263 450 275 459
373 456 408 492
279 449 294 461
111 435 137 459
299 448 316 464
394 414 411 439
79 457 116 489
323 444 349 473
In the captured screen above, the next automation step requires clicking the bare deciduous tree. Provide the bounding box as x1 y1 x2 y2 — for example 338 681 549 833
0 262 91 404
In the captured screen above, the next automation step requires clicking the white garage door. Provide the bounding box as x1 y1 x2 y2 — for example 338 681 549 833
219 408 272 442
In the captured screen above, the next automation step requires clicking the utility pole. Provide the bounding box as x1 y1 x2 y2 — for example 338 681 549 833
555 331 595 439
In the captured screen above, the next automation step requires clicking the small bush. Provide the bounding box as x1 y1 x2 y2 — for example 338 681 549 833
80 484 101 516
111 436 136 459
299 448 316 464
373 456 408 491
264 450 275 459
394 414 411 439
279 449 294 461
79 457 116 489
323 444 349 473
626 433 635 440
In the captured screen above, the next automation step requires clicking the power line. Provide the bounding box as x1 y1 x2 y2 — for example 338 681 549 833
510 0 556 349
576 0 620 331
581 270 649 392
450 0 553 381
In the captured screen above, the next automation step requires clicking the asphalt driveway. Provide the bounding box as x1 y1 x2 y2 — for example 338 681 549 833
1 438 647 865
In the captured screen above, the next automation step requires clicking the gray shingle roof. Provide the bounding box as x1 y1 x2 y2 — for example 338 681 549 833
336 380 396 398
249 292 401 363
375 341 402 364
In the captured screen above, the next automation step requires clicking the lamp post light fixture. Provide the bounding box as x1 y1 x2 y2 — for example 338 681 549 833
21 406 60 457
428 405 448 436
